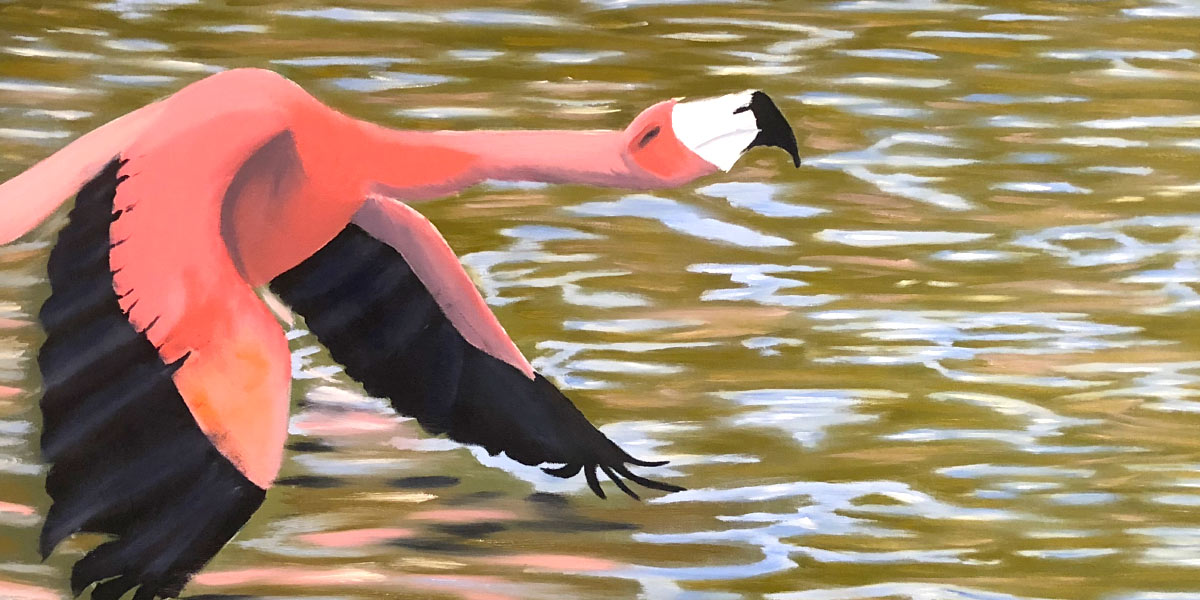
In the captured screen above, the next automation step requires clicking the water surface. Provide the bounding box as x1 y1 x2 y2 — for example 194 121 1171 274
3 1 1200 598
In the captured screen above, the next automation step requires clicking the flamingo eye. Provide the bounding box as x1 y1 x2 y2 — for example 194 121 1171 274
636 126 661 148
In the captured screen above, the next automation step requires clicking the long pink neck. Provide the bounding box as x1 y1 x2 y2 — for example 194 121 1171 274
345 120 650 200
427 129 633 184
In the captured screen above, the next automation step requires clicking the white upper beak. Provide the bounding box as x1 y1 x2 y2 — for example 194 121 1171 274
670 90 760 172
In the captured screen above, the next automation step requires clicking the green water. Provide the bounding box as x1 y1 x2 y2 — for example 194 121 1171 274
4 1 1200 599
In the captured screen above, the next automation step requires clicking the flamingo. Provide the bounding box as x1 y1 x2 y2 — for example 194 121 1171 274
0 68 800 600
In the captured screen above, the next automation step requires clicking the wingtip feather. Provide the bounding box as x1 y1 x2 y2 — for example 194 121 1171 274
584 465 606 499
614 464 686 494
628 457 670 467
600 464 640 501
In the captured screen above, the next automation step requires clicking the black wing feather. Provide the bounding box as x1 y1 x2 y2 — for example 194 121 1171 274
270 224 682 499
38 159 265 600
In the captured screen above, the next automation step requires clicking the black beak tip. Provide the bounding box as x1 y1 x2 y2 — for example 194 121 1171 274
744 91 801 168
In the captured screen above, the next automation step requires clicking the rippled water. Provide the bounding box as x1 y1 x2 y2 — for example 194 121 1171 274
4 1 1200 598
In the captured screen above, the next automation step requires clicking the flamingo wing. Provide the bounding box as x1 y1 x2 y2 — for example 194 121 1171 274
269 201 684 500
37 129 293 597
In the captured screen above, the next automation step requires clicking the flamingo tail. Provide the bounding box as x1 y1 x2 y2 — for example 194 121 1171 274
0 101 165 245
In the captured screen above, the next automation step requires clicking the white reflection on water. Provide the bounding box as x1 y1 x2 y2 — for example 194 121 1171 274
0 128 70 141
1123 0 1200 18
273 56 416 67
910 31 1051 41
196 24 268 33
446 48 504 62
291 453 414 477
24 109 91 121
329 72 454 92
1082 166 1153 175
534 50 624 65
886 391 1126 455
564 318 698 333
1016 548 1119 559
710 65 803 77
0 79 90 96
97 0 198 20
586 0 738 8
1113 593 1200 600
1131 527 1200 567
1044 49 1196 61
937 464 1094 479
1083 115 1200 129
816 230 991 247
835 48 940 60
664 18 854 49
988 115 1055 128
396 106 510 120
1047 492 1118 506
831 0 981 12
104 38 169 52
992 181 1092 194
805 133 975 210
96 74 176 87
742 336 805 356
569 195 792 248
981 13 1067 21
688 263 837 307
795 92 929 119
978 481 1063 500
718 389 896 447
1042 47 1196 78
458 225 639 308
278 7 567 27
1057 136 1147 147
833 75 951 88
809 310 1142 387
695 183 826 219
931 249 1023 262
1015 216 1200 314
276 7 438 24
4 47 101 61
960 93 1087 104
769 583 1057 600
1060 362 1200 412
632 479 1016 582
533 340 718 390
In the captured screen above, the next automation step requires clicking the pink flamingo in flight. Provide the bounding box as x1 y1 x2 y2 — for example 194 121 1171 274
0 68 800 600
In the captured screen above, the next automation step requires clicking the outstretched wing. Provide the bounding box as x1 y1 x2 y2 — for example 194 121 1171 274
270 202 683 500
38 152 292 598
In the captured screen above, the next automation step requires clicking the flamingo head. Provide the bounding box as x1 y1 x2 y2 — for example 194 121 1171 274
621 90 800 186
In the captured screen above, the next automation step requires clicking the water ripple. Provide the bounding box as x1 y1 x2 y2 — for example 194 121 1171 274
720 388 894 447
805 133 975 210
688 263 837 307
534 341 718 390
568 195 792 248
770 583 1056 600
816 230 991 247
886 391 1117 455
835 49 940 61
696 183 826 218
809 309 1143 387
910 31 1051 41
4 4 1200 598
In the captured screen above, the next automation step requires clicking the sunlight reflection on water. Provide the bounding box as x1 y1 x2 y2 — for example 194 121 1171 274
5 1 1200 598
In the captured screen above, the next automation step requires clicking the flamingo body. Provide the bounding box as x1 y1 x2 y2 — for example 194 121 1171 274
0 68 801 599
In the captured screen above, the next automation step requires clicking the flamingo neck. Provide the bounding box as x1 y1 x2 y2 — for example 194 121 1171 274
352 122 647 200
429 129 634 185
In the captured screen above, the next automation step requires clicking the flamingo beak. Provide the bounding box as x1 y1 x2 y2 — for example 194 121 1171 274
671 90 801 171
